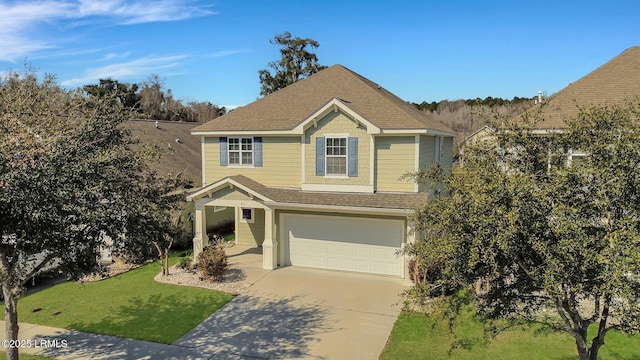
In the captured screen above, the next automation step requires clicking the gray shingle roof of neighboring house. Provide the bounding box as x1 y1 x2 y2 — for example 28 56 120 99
531 46 640 129
124 120 202 182
213 174 429 212
192 64 454 133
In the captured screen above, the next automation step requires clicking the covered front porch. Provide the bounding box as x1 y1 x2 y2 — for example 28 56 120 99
188 179 279 270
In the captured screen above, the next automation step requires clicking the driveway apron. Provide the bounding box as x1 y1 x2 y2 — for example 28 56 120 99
172 265 408 359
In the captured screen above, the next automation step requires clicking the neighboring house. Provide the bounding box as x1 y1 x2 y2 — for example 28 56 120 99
485 46 640 167
528 46 640 131
124 119 203 184
187 65 456 279
462 125 496 149
534 46 640 165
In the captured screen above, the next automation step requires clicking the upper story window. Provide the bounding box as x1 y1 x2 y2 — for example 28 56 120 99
219 137 262 167
229 137 253 165
315 136 357 177
325 137 347 175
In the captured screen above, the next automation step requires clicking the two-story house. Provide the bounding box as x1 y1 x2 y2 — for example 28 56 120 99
187 65 455 279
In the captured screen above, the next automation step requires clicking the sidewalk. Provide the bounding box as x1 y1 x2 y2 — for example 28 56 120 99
0 320 215 359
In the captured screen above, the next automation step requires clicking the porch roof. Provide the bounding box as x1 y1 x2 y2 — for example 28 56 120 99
188 174 429 213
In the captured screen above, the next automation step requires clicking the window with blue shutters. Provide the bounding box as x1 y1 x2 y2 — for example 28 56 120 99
348 137 358 176
220 137 262 166
219 137 228 165
316 136 358 177
315 137 325 176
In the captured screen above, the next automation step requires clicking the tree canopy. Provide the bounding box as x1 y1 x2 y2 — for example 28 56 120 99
407 100 640 360
83 75 226 122
258 31 327 96
0 69 182 360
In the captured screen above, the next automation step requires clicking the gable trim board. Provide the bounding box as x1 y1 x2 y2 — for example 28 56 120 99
292 98 381 135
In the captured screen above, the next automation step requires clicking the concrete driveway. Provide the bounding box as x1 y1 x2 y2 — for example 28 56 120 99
169 245 408 359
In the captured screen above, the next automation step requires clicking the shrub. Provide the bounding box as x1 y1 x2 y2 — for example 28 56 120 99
197 247 228 282
177 255 195 270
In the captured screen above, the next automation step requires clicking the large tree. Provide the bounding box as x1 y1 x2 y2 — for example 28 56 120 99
83 78 141 110
0 70 179 360
258 31 327 96
407 100 640 360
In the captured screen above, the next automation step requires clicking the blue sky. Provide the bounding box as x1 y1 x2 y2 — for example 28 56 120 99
1 0 639 108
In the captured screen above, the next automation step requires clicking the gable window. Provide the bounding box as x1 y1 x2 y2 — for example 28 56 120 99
315 136 358 177
240 208 254 223
325 137 347 175
229 137 253 165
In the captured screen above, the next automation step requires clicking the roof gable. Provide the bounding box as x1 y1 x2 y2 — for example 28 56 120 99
292 98 380 134
192 65 454 134
531 46 640 129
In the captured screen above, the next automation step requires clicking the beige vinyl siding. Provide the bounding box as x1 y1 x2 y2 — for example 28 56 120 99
305 111 370 185
442 136 454 167
203 136 301 187
375 136 415 192
237 207 265 246
418 135 436 193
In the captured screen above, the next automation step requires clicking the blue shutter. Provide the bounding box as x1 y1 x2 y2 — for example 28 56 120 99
315 137 325 176
219 137 228 166
348 137 358 177
254 137 263 166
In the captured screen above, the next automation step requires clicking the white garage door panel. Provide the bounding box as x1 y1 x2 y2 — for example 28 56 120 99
283 214 404 277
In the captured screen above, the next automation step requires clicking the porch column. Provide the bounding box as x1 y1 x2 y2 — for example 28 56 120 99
193 198 209 260
262 208 278 270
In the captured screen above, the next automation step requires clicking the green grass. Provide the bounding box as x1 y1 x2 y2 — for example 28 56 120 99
381 310 640 360
17 254 234 344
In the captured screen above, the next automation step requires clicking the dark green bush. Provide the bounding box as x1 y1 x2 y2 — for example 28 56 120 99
177 254 195 270
197 247 228 282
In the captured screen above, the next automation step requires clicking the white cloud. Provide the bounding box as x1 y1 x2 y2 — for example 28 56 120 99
207 49 252 58
0 1 215 61
60 54 188 86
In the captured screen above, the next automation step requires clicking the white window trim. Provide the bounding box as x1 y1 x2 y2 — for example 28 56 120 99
213 206 227 212
324 134 349 177
228 137 254 166
567 149 587 167
240 207 254 223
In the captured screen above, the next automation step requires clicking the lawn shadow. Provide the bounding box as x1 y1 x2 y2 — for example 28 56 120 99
36 292 335 359
172 294 336 359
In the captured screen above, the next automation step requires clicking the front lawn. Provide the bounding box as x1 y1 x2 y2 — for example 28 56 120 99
17 254 234 344
381 310 640 359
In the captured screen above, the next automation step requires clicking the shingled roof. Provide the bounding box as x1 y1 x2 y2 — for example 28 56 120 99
188 174 428 212
192 64 454 133
532 46 640 129
124 120 202 183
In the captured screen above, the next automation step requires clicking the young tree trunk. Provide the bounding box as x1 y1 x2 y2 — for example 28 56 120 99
164 249 169 276
574 329 590 360
3 284 19 360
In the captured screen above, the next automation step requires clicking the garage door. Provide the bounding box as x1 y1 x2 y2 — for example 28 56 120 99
281 213 404 277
